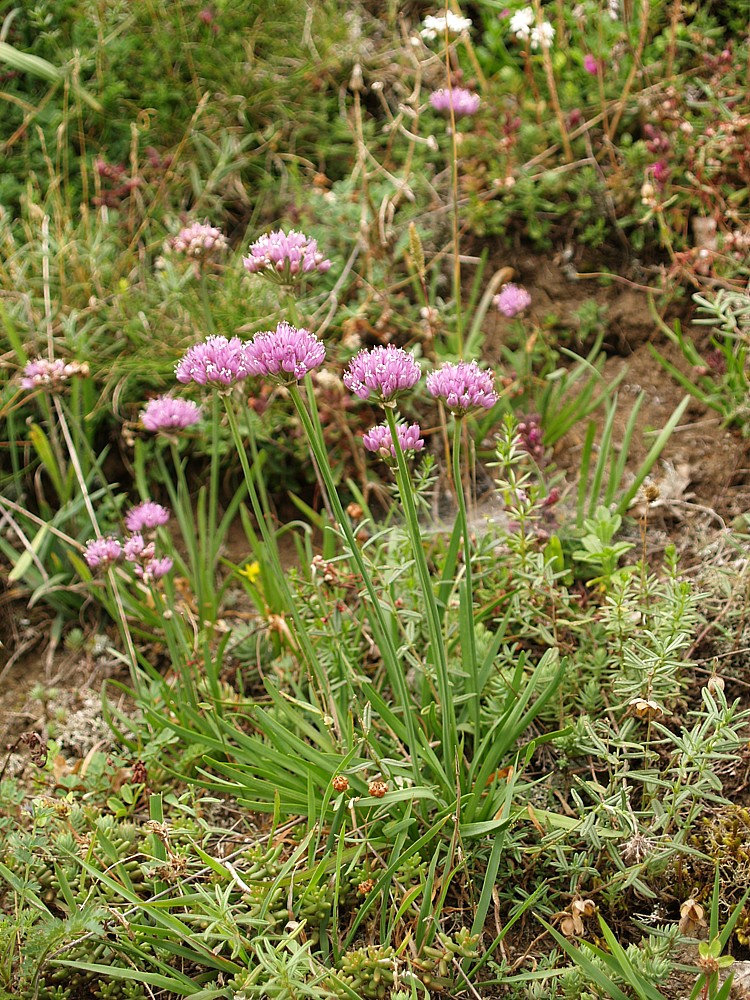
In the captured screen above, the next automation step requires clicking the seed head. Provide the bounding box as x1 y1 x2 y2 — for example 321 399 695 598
368 779 388 799
332 775 350 793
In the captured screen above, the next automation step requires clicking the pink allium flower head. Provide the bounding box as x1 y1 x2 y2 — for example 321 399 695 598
243 322 326 383
429 87 481 118
175 335 249 387
343 346 422 402
493 283 532 317
583 54 599 74
83 536 122 570
141 396 202 432
135 556 173 581
168 221 228 261
242 230 331 285
21 357 89 390
363 422 425 459
125 501 171 532
123 533 155 563
426 361 498 415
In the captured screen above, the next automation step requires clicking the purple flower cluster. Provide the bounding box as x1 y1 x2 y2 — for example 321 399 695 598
21 357 89 390
343 346 422 402
123 530 172 581
141 396 202 432
242 230 331 285
125 501 171 533
134 556 173 582
517 414 545 461
426 361 498 415
493 283 531 317
244 322 326 383
82 503 173 583
429 87 481 118
363 423 425 459
83 536 123 570
124 533 154 562
169 221 228 261
583 54 600 75
175 335 250 387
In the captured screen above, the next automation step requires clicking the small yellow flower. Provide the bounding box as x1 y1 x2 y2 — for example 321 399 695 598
239 561 260 584
117 278 129 294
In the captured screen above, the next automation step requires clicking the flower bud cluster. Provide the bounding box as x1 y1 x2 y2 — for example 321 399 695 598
21 358 90 391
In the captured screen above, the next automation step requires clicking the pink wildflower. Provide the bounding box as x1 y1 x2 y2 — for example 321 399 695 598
242 230 331 285
650 159 670 186
135 557 173 582
123 533 155 563
168 221 227 261
343 346 422 402
243 322 326 383
125 501 170 532
429 87 481 117
83 536 122 570
141 396 202 432
583 54 599 74
175 335 250 387
426 361 498 415
363 423 425 460
21 358 89 390
494 284 532 317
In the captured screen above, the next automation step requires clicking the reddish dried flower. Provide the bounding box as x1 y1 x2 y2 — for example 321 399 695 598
368 780 388 798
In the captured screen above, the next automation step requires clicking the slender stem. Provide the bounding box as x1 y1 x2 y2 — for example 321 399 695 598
164 441 211 621
533 0 572 163
288 385 429 790
198 272 215 335
53 396 99 535
451 417 480 735
384 406 458 767
105 570 140 685
223 394 323 690
443 29 463 357
208 391 220 603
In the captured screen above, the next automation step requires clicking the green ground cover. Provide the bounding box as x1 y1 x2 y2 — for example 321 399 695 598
1 1 750 996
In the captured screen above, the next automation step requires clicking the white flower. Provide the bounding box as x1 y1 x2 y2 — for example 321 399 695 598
420 10 472 42
509 6 534 40
530 20 555 49
608 0 620 18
